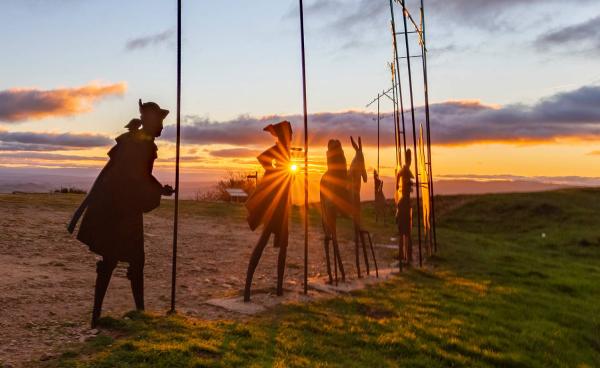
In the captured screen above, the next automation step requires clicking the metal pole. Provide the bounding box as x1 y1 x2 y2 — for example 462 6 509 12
170 0 181 313
298 0 309 295
420 0 437 252
377 94 380 172
389 69 401 274
390 65 400 169
400 0 423 268
389 1 407 156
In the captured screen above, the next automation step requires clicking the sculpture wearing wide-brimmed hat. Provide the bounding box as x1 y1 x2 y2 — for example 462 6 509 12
69 99 174 327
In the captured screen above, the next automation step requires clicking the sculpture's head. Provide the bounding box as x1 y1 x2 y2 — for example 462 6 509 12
139 99 169 138
350 136 367 183
264 120 292 148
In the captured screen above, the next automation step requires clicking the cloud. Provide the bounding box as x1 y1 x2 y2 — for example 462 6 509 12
535 15 600 55
284 0 389 51
0 130 112 151
0 82 126 123
163 84 600 147
292 0 595 43
0 152 105 161
209 148 261 158
125 29 174 51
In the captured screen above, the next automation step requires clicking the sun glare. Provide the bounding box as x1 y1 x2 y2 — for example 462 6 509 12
290 164 298 173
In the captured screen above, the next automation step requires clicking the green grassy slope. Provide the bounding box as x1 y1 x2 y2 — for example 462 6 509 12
44 189 600 367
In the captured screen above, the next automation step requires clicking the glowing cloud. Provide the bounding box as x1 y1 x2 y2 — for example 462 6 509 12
0 82 127 123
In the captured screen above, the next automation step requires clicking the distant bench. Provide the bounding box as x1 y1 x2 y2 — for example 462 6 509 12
225 188 248 203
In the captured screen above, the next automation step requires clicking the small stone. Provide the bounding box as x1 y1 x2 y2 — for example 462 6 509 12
40 353 55 361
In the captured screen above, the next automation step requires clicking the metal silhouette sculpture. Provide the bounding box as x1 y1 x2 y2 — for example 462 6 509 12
348 137 378 278
320 137 378 282
374 169 386 224
396 149 414 266
244 121 294 302
320 139 350 284
68 100 174 328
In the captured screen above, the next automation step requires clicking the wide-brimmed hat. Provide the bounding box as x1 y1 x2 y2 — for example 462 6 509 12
138 99 169 119
263 121 292 143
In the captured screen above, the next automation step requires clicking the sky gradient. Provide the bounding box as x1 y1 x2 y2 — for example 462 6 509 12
1 0 599 196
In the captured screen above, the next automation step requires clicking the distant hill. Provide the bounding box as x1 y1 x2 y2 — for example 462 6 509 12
0 167 597 200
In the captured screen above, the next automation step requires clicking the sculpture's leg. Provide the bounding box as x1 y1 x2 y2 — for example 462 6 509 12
397 235 403 272
332 228 345 282
360 230 370 275
92 258 117 328
244 229 271 302
366 231 379 278
354 226 361 278
275 226 289 297
408 234 413 266
333 241 338 286
323 234 333 284
127 259 145 311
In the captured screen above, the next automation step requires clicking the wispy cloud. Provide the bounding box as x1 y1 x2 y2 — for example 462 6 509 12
0 130 112 151
535 15 600 55
0 82 126 123
163 84 600 148
125 29 174 51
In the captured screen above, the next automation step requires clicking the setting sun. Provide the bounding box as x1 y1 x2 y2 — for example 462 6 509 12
290 164 298 172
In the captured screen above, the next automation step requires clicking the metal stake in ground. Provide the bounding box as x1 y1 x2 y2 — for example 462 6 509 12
400 0 423 268
170 0 182 313
298 0 309 295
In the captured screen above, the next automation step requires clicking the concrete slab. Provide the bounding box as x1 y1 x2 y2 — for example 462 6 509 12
204 297 266 315
375 243 399 250
308 268 398 294
204 290 318 315
204 269 400 315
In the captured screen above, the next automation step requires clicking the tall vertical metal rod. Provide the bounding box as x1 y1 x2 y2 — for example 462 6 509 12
420 0 437 252
298 0 309 295
400 0 423 268
388 71 401 273
389 2 407 156
170 0 182 313
377 94 380 172
390 66 400 169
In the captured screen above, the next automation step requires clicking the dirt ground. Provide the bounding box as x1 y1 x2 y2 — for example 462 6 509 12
0 194 399 367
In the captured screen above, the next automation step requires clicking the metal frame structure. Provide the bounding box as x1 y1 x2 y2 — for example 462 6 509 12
168 0 438 310
367 0 438 269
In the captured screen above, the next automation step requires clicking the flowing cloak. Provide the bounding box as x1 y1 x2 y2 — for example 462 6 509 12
75 130 163 262
245 142 292 243
396 164 414 236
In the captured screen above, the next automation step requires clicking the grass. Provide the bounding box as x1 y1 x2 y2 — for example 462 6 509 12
37 188 600 367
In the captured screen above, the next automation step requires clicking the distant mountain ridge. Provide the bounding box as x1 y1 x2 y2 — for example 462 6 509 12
0 167 597 199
